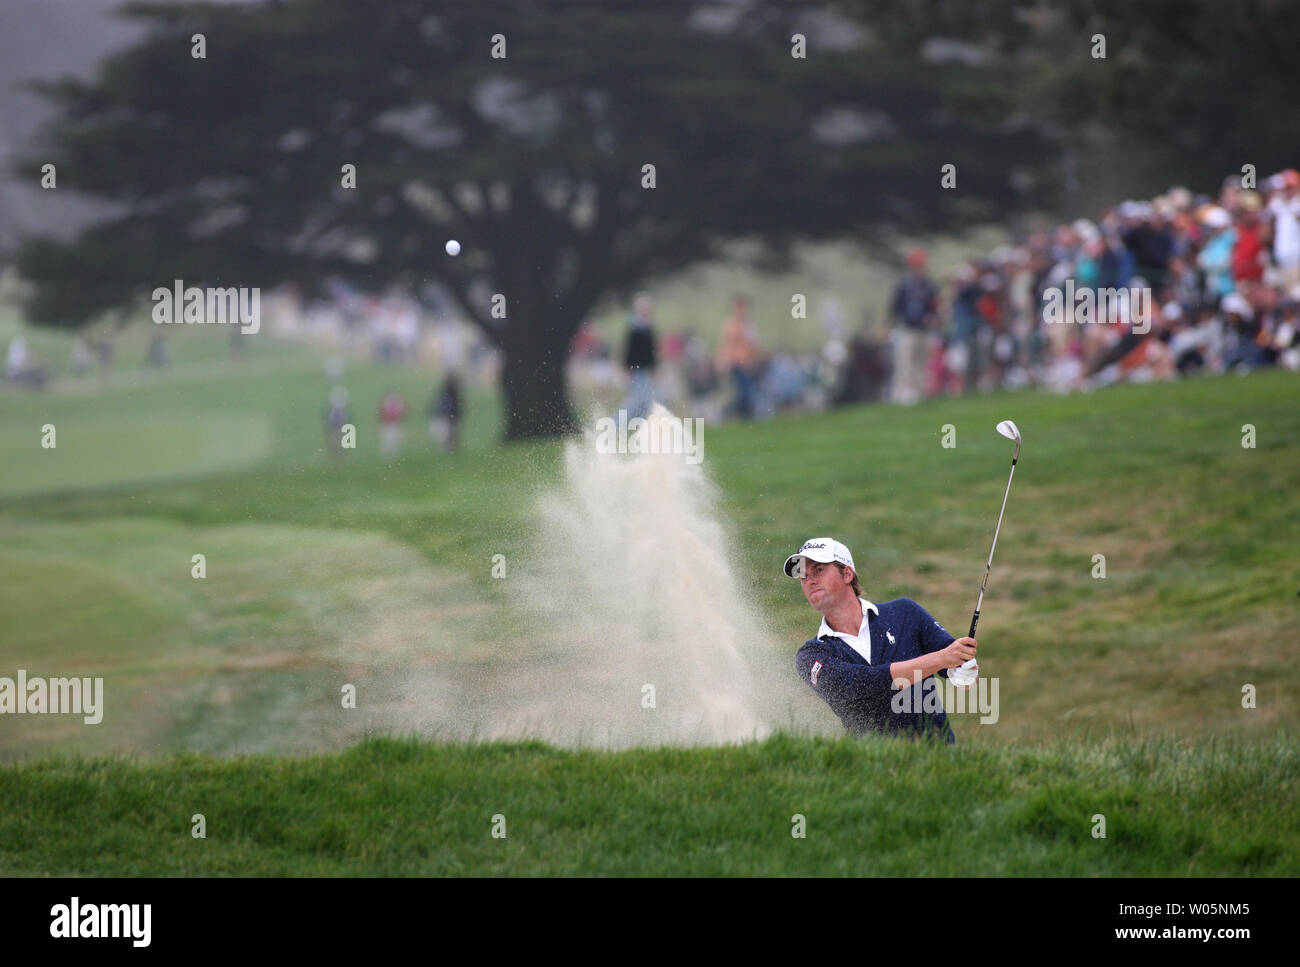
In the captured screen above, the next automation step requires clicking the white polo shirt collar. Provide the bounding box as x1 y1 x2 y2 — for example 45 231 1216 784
817 596 880 663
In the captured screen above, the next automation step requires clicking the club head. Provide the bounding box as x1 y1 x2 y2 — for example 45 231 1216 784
996 420 1021 444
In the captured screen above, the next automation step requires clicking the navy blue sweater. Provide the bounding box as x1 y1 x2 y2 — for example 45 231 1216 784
795 597 956 743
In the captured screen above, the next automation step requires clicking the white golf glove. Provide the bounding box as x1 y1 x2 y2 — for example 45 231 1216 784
949 658 979 688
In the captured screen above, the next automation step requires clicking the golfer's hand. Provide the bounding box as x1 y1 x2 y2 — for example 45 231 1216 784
941 637 977 668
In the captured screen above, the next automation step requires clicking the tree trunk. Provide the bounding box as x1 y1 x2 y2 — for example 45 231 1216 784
499 309 579 440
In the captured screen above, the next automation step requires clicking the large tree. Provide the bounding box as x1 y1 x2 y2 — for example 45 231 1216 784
17 0 1053 439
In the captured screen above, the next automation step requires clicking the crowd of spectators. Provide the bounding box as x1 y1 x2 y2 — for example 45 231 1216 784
9 169 1295 422
573 166 1300 422
889 166 1300 401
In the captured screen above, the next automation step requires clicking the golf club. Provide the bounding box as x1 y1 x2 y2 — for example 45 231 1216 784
951 419 1021 686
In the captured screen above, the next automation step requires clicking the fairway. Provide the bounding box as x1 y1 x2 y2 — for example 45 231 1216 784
0 411 274 498
1 328 1297 875
2 342 1297 750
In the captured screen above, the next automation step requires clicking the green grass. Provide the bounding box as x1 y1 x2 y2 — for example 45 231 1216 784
1 734 1294 876
2 357 1297 756
0 306 505 500
1 301 1297 874
0 410 275 496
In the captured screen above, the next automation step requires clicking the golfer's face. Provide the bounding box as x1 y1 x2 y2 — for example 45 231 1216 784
799 560 846 610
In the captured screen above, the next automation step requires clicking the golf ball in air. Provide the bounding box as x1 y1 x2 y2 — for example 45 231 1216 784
445 239 461 256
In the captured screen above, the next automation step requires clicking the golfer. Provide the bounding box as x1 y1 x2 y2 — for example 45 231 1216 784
786 538 977 743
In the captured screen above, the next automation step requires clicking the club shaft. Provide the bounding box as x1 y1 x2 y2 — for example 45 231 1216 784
968 455 1017 639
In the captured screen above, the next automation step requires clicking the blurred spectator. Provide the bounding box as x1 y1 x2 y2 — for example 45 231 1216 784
324 386 352 459
1219 174 1243 213
1270 292 1300 369
760 352 807 412
437 318 466 374
976 268 1008 390
5 335 47 389
1112 319 1175 384
1168 304 1223 374
1231 191 1267 291
681 331 720 420
70 336 93 378
1165 256 1201 308
948 263 983 393
1267 170 1300 289
889 247 937 404
428 373 462 452
1197 206 1237 302
661 327 687 363
147 330 168 369
6 335 30 379
717 295 760 419
1122 204 1173 289
924 333 949 397
89 331 115 382
821 295 846 342
1220 293 1267 372
1043 336 1085 394
377 388 408 458
621 292 658 420
569 321 604 359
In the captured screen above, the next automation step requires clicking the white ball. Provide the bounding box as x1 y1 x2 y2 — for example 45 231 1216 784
445 239 461 256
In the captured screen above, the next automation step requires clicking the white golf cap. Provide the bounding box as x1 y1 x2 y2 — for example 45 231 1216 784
783 538 855 577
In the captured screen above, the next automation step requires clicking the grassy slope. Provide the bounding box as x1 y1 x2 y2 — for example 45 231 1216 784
2 353 1297 754
1 315 1297 874
1 734 1294 876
